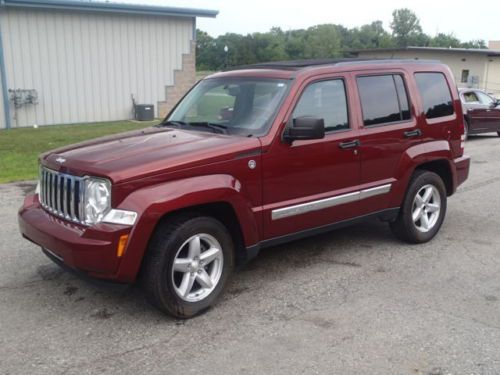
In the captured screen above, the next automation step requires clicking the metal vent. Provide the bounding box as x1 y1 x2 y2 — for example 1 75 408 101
39 166 85 224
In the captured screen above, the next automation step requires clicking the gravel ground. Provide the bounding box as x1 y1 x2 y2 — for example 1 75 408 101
1 134 500 375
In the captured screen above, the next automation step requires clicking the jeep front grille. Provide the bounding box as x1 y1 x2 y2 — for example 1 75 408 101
39 166 85 224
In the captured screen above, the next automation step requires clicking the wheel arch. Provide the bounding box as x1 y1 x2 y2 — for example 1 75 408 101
114 174 260 282
390 141 455 207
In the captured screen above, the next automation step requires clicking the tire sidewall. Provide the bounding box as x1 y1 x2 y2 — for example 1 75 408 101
154 217 234 318
402 171 447 243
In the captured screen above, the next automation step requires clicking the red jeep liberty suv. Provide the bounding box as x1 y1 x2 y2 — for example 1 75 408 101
19 59 470 318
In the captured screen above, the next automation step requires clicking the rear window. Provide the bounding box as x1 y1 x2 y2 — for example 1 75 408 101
414 73 454 119
357 74 411 126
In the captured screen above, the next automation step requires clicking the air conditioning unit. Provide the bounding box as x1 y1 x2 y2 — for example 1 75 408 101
134 104 154 121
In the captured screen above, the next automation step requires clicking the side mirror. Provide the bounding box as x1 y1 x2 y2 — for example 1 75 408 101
284 116 325 142
491 99 499 108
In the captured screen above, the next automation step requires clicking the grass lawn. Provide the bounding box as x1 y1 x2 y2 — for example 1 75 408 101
0 120 156 183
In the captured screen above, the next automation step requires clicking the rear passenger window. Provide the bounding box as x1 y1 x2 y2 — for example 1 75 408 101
357 75 411 126
293 79 349 132
414 73 454 119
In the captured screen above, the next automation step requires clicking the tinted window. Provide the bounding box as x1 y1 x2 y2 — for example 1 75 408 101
357 75 411 126
293 79 349 132
415 73 454 119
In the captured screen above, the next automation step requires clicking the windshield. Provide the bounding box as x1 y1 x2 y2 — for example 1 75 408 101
166 77 291 136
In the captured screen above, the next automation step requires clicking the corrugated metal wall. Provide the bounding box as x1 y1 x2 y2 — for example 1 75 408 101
0 8 193 128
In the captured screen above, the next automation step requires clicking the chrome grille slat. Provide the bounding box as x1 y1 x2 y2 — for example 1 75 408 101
69 176 75 220
63 177 68 218
39 166 85 225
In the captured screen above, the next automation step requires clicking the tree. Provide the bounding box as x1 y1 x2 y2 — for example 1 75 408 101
390 8 423 47
430 33 461 48
303 24 342 58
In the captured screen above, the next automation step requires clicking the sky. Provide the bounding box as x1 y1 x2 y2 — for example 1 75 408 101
122 0 499 43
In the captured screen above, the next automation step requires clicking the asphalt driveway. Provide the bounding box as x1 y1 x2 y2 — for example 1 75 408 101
1 135 500 375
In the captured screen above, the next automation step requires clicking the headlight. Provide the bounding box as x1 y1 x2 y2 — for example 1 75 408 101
83 177 111 225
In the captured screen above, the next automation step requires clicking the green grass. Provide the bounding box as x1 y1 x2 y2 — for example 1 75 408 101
0 120 156 183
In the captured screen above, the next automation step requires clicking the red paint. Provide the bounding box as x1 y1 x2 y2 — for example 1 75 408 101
19 60 470 282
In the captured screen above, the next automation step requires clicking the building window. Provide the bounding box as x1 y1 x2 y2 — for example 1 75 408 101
414 72 454 119
461 69 469 83
357 74 411 126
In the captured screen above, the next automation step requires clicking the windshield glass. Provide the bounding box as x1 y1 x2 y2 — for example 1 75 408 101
166 77 290 136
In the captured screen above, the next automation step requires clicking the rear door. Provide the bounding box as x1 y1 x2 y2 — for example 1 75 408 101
261 74 362 240
354 70 419 214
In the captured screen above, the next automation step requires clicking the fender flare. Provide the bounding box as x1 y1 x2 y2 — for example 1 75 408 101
114 174 259 281
389 141 453 207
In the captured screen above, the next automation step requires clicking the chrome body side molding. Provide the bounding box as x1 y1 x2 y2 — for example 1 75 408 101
271 184 392 220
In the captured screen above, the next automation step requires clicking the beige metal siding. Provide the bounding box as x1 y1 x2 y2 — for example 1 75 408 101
0 8 193 127
356 50 489 92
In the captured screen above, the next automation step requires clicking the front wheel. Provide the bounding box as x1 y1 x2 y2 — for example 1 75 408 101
390 170 447 243
141 215 234 318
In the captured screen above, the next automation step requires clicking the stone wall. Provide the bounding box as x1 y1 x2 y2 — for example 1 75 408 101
158 41 196 118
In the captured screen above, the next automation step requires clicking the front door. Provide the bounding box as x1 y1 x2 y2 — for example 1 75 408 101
475 91 500 132
261 76 361 240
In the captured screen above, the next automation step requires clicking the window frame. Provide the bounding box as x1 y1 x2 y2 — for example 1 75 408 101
287 77 352 135
414 71 456 123
355 72 413 129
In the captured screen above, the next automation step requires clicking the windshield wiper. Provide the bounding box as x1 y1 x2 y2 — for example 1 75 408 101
188 122 228 134
156 120 187 128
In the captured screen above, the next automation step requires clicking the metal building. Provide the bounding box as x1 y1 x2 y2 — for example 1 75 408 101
0 0 218 129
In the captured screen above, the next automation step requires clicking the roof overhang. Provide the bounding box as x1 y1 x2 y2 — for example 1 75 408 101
0 0 219 18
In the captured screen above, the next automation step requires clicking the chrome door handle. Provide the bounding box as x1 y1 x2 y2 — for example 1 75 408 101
338 139 360 149
404 129 422 138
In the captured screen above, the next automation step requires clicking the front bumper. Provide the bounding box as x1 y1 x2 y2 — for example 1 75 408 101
18 194 132 281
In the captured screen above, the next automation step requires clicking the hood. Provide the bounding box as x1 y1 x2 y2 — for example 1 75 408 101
41 127 261 183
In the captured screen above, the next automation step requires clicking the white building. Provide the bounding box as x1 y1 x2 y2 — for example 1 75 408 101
0 0 218 129
353 47 500 98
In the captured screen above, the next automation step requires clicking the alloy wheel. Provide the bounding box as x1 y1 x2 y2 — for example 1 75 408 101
412 184 441 233
171 233 224 302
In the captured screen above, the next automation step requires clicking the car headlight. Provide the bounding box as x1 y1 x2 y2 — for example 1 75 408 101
83 177 111 225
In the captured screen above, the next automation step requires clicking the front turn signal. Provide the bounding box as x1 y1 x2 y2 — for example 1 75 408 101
117 234 129 258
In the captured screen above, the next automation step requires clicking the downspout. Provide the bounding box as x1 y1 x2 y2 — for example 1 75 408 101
0 2 11 129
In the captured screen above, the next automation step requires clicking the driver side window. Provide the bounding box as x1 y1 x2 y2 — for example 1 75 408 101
292 79 349 132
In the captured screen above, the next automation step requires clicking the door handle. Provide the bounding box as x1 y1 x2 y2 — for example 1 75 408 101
403 129 422 138
338 139 360 149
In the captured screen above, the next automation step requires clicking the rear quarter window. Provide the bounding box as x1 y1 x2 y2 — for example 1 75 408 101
414 72 454 119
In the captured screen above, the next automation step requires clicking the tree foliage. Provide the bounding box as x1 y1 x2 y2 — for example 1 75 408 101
196 8 487 70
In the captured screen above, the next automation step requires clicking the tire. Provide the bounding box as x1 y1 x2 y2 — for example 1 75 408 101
390 170 447 244
497 131 500 137
464 119 469 141
141 214 234 318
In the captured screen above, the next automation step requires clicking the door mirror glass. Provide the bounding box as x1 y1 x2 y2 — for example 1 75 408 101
284 116 325 142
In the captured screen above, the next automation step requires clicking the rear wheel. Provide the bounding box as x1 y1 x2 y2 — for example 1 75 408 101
390 170 447 243
497 131 500 137
141 214 234 318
